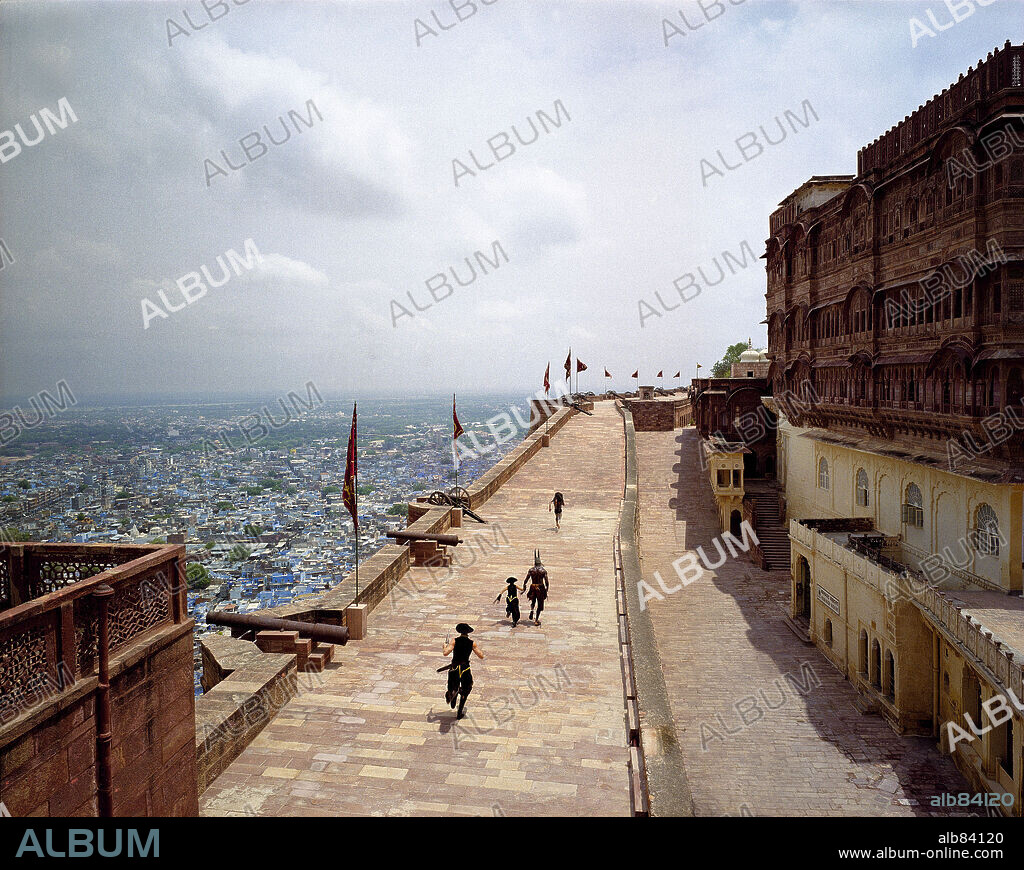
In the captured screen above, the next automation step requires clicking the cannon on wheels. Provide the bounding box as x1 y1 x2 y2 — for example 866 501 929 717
425 488 486 523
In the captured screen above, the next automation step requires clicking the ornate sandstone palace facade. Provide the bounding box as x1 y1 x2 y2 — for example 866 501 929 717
766 42 1024 812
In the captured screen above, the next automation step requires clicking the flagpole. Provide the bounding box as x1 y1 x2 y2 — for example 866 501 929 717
453 393 458 493
354 402 359 598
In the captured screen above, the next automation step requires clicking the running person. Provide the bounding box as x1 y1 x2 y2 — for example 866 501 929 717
494 577 521 627
441 623 483 719
522 550 549 625
549 491 566 531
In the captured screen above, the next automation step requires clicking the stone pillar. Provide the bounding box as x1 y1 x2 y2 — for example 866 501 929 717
345 603 367 640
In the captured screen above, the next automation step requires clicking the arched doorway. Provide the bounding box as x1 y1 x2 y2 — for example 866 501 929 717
730 510 742 538
795 556 811 621
859 630 868 676
884 651 895 702
1008 367 1023 408
743 452 758 478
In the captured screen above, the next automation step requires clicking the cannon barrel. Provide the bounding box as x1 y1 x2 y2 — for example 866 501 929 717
206 611 349 645
386 530 463 546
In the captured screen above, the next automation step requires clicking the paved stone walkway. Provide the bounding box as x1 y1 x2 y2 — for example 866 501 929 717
635 427 976 817
201 402 629 817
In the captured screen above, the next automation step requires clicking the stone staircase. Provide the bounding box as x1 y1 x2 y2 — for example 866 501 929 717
254 630 335 672
746 482 791 572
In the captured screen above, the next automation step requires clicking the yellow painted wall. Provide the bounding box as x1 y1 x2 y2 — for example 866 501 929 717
779 419 1023 593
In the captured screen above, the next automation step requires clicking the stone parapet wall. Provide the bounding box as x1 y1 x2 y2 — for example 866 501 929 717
195 635 298 794
0 620 197 816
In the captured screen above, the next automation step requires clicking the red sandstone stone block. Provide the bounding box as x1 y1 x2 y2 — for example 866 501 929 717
3 750 68 815
304 652 326 673
66 729 96 778
161 716 197 766
0 733 35 779
255 630 299 654
48 768 98 816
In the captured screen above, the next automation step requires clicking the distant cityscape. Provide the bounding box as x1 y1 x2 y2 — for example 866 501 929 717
0 392 530 693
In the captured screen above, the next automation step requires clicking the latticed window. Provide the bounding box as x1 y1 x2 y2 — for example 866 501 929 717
973 503 1000 556
902 483 923 528
856 469 869 506
818 457 830 490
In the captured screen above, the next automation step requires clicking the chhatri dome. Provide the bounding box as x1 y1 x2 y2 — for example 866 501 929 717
739 338 762 364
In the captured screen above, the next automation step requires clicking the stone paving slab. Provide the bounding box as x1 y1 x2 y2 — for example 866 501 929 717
201 402 630 817
634 427 977 817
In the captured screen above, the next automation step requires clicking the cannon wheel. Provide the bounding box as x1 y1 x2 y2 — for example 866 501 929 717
448 486 470 506
427 490 453 506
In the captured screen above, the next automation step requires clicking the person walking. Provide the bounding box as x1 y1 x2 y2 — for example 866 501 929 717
549 491 566 531
440 623 483 719
522 550 550 626
494 577 521 627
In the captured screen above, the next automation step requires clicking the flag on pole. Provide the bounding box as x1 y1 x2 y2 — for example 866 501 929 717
631 370 638 379
543 363 550 395
696 363 703 369
452 394 465 474
674 371 681 378
576 359 587 373
453 394 465 441
343 403 358 531
604 369 612 378
657 370 663 378
564 349 572 381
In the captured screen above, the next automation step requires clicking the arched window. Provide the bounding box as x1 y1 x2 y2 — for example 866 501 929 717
859 629 868 676
884 651 895 702
973 503 1000 556
902 483 923 528
855 468 869 507
818 457 830 490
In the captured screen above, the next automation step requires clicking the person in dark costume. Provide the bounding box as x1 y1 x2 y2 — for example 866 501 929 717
521 550 549 625
441 623 483 719
549 491 566 531
494 576 521 627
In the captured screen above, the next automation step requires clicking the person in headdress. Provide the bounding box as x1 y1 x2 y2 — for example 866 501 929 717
521 550 550 626
440 623 483 719
494 576 521 627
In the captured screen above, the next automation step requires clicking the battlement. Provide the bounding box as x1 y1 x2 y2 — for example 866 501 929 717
857 40 1024 176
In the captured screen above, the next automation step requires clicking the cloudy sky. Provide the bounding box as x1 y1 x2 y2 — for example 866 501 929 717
0 0 1018 402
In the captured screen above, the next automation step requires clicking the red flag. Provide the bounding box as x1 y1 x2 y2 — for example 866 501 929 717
657 370 663 378
453 394 465 441
631 370 638 379
343 403 358 531
604 369 612 378
564 349 572 380
674 371 681 378
543 363 550 395
576 359 587 373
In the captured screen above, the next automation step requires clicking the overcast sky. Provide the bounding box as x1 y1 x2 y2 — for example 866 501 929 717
0 0 1018 402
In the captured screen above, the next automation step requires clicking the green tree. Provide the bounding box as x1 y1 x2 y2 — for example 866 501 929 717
386 503 407 516
711 341 750 378
357 484 375 495
16 479 29 490
0 527 31 542
186 562 211 590
216 501 234 511
322 485 341 495
243 523 263 537
228 544 251 563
